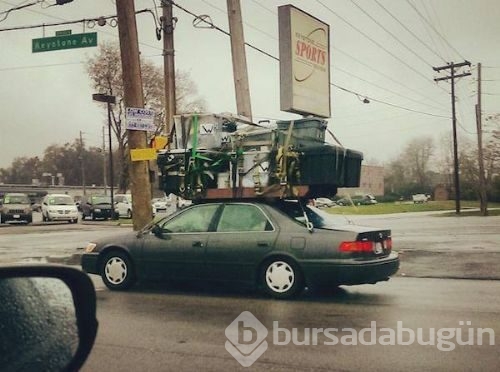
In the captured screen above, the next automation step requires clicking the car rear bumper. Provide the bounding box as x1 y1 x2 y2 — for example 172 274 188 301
81 253 100 275
301 253 400 287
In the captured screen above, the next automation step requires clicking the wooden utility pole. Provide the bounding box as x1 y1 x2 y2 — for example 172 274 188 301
476 63 488 216
433 61 471 214
226 0 252 120
162 0 176 135
79 131 86 196
115 0 152 230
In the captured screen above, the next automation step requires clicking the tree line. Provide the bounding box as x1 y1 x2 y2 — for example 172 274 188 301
384 127 500 202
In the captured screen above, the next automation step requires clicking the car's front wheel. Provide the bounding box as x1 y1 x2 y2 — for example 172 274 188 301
260 258 303 299
100 251 136 290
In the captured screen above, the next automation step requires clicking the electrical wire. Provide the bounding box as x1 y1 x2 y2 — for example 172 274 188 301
405 0 467 61
373 0 447 64
169 0 451 120
350 0 433 68
315 0 445 92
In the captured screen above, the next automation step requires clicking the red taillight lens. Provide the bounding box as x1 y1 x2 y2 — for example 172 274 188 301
338 240 374 253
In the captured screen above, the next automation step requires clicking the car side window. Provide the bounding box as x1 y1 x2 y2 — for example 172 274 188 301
161 204 219 233
216 204 272 232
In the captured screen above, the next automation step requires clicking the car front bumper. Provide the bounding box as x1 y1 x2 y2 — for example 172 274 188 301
81 253 100 275
301 252 400 287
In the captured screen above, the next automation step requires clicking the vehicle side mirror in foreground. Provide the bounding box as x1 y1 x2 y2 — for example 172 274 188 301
0 265 98 371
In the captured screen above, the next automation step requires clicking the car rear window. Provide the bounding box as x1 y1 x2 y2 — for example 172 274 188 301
275 201 346 228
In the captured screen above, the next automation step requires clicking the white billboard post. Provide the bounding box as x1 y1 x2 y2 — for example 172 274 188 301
278 5 331 118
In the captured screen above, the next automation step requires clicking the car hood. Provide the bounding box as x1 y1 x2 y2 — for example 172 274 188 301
94 231 140 250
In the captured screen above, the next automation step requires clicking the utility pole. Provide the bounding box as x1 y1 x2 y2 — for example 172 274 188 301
102 126 107 195
115 0 152 230
226 0 252 120
162 0 176 136
476 63 488 216
433 61 471 214
79 131 86 196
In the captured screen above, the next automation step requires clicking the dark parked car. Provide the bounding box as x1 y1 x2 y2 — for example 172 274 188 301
82 200 398 299
81 195 114 220
0 193 33 224
337 194 378 206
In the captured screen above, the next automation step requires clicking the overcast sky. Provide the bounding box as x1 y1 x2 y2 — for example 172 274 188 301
1 0 499 169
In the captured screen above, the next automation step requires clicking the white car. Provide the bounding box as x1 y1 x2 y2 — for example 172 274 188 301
41 194 79 223
152 197 176 216
314 197 336 208
114 194 133 218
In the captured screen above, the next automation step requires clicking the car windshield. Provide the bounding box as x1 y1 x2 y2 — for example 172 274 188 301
276 201 348 228
47 196 74 205
91 196 111 204
4 195 30 204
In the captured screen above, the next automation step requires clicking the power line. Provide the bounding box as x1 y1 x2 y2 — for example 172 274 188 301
350 0 433 68
373 0 447 64
170 0 449 119
405 0 466 61
315 0 444 91
198 0 447 114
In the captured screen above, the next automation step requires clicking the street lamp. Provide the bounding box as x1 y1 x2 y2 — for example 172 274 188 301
92 93 116 217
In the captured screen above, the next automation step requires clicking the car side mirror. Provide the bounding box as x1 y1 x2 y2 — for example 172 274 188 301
151 224 163 237
0 265 98 371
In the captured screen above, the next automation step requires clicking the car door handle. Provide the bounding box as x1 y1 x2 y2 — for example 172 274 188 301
257 242 269 247
192 241 204 247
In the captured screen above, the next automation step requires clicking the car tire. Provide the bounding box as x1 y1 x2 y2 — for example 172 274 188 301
100 251 136 290
42 214 47 222
260 258 303 299
126 209 132 219
91 212 96 221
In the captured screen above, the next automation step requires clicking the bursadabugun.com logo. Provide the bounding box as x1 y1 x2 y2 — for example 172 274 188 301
225 311 269 367
226 312 495 367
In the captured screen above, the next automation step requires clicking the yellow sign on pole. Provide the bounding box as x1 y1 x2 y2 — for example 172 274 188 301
130 148 157 161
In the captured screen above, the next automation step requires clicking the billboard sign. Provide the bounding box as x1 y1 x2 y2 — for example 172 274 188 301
278 5 331 118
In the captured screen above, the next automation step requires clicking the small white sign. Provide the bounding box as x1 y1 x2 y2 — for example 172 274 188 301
125 107 156 132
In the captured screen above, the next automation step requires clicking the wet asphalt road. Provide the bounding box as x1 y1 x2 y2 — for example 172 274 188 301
81 276 500 371
2 211 500 371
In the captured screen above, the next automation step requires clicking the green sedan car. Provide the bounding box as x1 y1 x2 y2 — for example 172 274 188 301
82 200 398 299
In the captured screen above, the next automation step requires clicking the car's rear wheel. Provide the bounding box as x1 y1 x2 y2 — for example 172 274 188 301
260 258 303 299
100 251 136 290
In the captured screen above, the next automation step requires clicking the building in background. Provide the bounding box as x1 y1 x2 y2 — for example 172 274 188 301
338 165 384 197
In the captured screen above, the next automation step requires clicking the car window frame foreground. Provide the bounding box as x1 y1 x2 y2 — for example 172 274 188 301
0 265 98 372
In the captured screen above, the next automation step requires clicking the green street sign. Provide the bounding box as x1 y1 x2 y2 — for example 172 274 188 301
32 32 97 53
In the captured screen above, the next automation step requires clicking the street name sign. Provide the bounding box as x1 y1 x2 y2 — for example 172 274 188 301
32 32 97 53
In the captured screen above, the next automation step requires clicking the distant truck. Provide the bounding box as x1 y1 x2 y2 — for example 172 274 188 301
412 194 430 203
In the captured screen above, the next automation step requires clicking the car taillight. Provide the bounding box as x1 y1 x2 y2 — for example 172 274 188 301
385 237 392 250
338 240 374 253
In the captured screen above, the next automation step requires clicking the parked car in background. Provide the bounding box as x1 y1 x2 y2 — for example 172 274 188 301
314 197 336 208
114 194 133 218
82 200 398 299
81 195 114 220
151 196 175 216
412 194 430 203
337 194 378 206
177 197 192 209
41 194 79 223
0 193 33 224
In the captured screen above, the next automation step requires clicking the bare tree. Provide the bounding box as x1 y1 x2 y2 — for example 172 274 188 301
86 42 207 191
